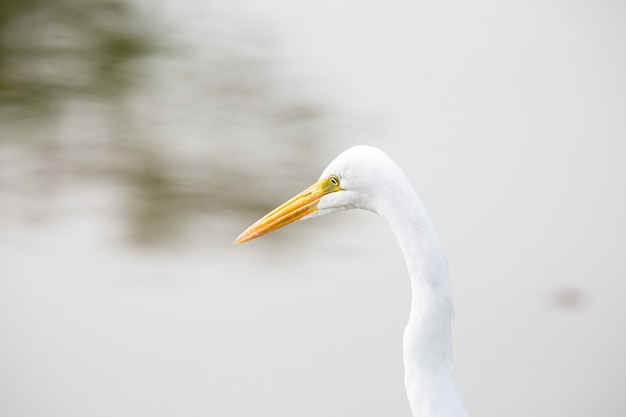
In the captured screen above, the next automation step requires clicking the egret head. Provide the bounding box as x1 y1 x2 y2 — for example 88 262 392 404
234 145 402 243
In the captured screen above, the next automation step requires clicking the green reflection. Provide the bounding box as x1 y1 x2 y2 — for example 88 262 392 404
0 0 333 246
0 0 156 116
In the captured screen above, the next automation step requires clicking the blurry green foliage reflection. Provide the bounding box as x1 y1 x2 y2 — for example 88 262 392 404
0 0 332 246
0 0 156 114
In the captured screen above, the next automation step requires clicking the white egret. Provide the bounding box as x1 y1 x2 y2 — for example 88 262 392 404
235 145 468 417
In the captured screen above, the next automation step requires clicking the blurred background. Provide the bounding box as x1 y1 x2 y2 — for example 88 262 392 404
0 0 624 416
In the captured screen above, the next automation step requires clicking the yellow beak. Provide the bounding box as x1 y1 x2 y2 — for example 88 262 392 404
234 176 341 244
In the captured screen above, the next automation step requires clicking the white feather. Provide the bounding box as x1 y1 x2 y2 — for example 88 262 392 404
316 146 468 417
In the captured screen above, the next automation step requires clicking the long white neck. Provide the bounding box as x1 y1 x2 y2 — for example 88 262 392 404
377 179 468 417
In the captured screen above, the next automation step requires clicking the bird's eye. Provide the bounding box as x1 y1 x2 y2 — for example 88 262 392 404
329 175 340 186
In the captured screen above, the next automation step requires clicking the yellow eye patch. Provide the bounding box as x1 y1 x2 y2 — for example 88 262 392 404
321 174 342 193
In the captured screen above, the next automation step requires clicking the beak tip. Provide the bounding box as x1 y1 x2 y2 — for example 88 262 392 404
234 229 256 244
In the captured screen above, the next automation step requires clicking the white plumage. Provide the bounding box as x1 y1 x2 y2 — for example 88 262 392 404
236 146 468 417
